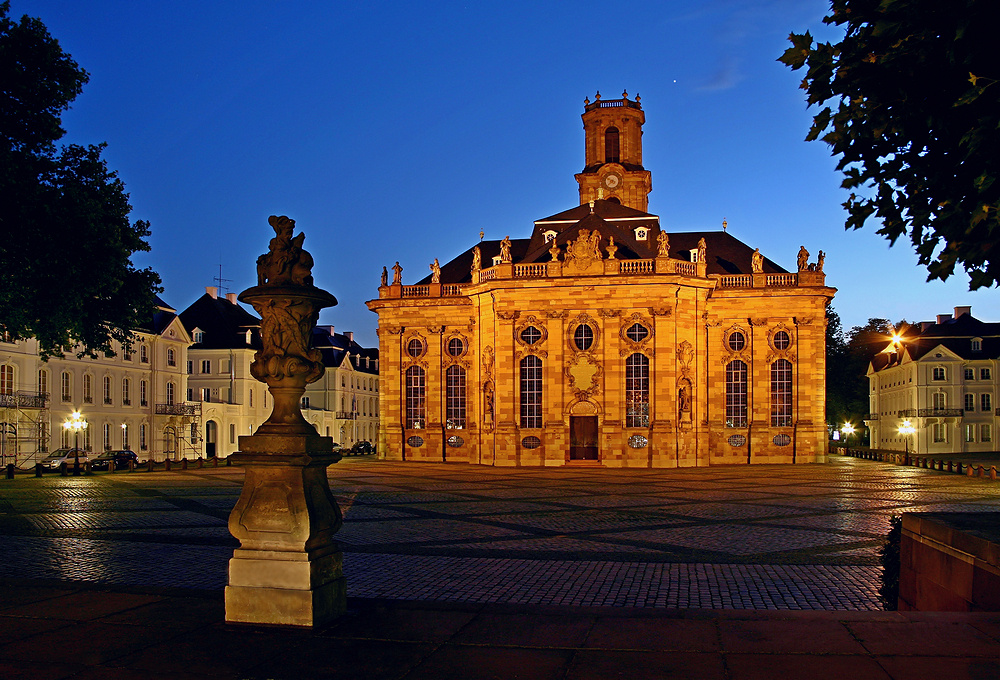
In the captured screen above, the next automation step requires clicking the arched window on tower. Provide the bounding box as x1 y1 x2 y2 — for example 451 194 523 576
604 126 620 164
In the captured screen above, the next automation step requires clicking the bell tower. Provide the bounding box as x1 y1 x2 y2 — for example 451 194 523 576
574 90 652 212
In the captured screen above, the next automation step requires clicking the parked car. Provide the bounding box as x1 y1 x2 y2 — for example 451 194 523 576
90 450 139 471
39 448 89 471
350 441 373 454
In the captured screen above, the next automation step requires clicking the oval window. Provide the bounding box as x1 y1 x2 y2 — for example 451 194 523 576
628 435 648 449
773 434 791 447
728 434 747 447
773 330 790 350
406 339 423 357
626 323 649 342
728 332 746 352
520 326 542 345
446 435 464 448
406 436 424 448
521 436 541 449
447 337 465 357
574 324 594 351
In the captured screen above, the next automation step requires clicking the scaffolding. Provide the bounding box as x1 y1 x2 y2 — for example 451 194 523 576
0 391 50 468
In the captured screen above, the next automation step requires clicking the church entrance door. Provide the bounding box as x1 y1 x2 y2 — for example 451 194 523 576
569 416 599 460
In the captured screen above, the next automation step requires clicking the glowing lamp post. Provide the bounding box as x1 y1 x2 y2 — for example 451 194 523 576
898 419 915 459
841 423 855 447
63 411 87 473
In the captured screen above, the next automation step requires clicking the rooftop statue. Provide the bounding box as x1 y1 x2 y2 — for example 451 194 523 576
499 236 512 263
751 248 763 273
430 258 441 283
797 246 809 272
657 231 670 257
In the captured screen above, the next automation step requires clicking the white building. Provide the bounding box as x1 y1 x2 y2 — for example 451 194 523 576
866 306 998 455
1 298 193 466
1 289 379 466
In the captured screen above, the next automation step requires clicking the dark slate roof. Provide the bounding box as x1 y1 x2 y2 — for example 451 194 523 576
312 326 379 374
178 293 262 350
871 312 1000 370
420 200 787 282
134 297 179 335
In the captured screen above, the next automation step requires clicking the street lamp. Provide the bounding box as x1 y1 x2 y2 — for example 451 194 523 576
63 411 87 472
841 422 855 445
898 419 915 460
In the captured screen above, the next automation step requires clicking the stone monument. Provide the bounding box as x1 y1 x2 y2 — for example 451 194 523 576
225 215 344 627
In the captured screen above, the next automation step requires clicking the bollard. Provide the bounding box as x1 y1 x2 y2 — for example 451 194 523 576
35 463 42 478
181 459 188 470
948 461 953 473
110 459 116 473
992 467 997 481
5 463 13 479
60 461 67 476
197 458 203 469
72 459 80 476
165 459 171 471
979 466 987 478
226 456 232 466
147 459 154 472
84 461 91 475
128 459 134 472
213 457 219 468
967 464 974 476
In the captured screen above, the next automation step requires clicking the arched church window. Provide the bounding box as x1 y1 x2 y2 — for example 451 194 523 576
445 365 466 429
726 359 748 428
405 366 425 429
519 356 542 428
625 354 650 427
770 359 792 427
604 126 620 164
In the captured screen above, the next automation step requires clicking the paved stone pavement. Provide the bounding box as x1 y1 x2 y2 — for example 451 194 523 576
3 455 1000 610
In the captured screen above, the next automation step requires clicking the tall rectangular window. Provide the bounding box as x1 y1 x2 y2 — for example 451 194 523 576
625 353 650 427
103 376 112 404
933 423 947 443
405 366 426 429
61 372 71 402
966 424 976 442
166 382 175 405
982 368 992 380
83 374 92 403
932 367 945 381
122 424 129 449
0 365 12 395
140 424 147 451
122 378 131 406
445 365 466 429
983 424 993 443
966 393 976 411
770 359 793 427
726 359 748 428
933 392 946 410
519 356 543 428
982 393 992 412
38 369 47 397
230 423 236 444
103 423 111 451
140 380 147 406
965 368 975 381
201 360 211 374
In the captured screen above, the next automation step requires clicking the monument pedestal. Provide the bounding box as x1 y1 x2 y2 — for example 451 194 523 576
225 433 345 627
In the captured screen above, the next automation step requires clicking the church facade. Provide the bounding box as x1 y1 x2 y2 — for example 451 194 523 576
367 93 834 467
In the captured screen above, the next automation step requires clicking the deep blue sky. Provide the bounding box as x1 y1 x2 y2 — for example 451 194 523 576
14 0 999 346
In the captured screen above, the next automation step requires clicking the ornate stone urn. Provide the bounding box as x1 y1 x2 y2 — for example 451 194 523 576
224 215 345 627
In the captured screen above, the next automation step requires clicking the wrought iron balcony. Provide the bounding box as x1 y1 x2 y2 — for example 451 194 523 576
0 391 47 409
335 411 358 419
156 403 200 416
899 408 964 418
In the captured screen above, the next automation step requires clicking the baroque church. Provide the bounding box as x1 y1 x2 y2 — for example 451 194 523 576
367 92 834 467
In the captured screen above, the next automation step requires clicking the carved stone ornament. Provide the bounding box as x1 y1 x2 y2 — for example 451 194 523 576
649 306 673 317
496 309 520 321
598 309 620 319
382 324 405 336
240 217 336 436
482 346 495 381
562 228 604 275
427 326 445 334
749 318 768 327
565 353 602 399
545 309 568 319
676 340 695 378
795 317 813 325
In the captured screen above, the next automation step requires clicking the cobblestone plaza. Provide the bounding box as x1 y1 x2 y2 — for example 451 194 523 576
3 456 1000 610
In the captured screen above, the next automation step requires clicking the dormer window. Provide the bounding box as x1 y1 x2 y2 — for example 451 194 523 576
972 338 983 352
544 230 557 243
245 330 253 344
193 329 205 344
634 227 648 241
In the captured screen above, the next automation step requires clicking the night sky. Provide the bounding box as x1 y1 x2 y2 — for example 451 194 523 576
13 0 999 346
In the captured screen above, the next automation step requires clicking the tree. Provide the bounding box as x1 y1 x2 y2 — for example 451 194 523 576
0 2 160 359
780 0 1000 289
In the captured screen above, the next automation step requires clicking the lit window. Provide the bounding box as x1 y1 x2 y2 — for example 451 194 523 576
625 354 649 428
0 365 12 395
726 359 748 428
770 359 793 427
519 356 542 428
202 388 211 403
966 424 976 442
